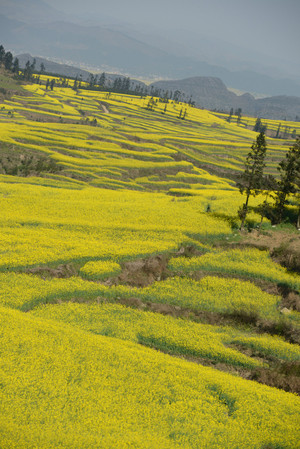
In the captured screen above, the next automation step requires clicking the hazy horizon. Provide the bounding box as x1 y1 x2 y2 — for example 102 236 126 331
42 0 300 76
1 0 299 95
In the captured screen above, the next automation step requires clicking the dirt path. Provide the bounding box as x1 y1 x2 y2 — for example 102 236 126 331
100 103 110 114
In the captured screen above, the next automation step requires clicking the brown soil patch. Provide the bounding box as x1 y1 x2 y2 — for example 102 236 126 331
111 254 170 287
26 263 77 279
249 361 300 394
243 229 300 272
247 229 300 252
19 109 79 124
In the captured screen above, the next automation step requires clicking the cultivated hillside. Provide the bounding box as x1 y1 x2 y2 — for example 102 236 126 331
0 71 299 448
8 53 300 120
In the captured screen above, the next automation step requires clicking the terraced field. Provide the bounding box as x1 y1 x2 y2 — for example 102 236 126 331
0 73 299 448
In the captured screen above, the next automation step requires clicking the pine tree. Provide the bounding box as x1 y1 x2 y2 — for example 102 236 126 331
256 174 278 229
24 61 32 80
88 73 95 89
4 51 13 71
99 72 106 89
73 77 78 91
237 132 267 229
254 118 262 132
0 45 5 64
276 123 281 138
273 137 300 225
227 108 234 122
12 57 19 74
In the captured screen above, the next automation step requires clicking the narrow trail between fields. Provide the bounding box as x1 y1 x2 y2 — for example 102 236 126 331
100 103 110 114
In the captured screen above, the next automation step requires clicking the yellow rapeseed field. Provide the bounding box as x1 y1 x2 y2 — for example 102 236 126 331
0 76 299 448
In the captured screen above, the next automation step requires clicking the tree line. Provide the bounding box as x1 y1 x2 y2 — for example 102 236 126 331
237 133 300 229
72 73 195 107
0 43 195 109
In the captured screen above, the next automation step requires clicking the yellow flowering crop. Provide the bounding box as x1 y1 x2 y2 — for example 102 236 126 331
0 306 299 449
32 301 300 366
80 260 122 280
168 247 300 292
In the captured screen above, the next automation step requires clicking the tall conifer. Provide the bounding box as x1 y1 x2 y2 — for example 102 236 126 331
237 132 267 229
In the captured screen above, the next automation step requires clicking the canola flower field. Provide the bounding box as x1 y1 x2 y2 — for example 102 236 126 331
1 305 299 449
169 247 300 292
0 76 299 448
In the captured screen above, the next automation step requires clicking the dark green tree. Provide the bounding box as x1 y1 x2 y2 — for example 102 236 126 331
73 77 78 91
99 72 106 89
88 73 95 88
236 108 242 125
227 108 234 122
24 61 31 80
273 137 300 225
0 45 5 64
237 132 267 229
146 97 155 111
173 90 181 102
254 118 262 132
255 174 278 229
254 117 267 133
4 51 13 71
276 123 281 138
12 57 19 74
40 63 45 73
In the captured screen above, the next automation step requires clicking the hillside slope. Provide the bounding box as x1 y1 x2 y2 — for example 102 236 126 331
1 305 299 449
0 73 299 448
151 77 300 120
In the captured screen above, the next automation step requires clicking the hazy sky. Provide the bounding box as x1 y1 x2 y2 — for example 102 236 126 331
44 0 300 64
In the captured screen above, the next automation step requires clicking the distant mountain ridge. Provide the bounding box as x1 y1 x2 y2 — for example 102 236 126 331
150 77 300 121
1 11 300 98
0 0 64 24
16 53 145 87
16 54 91 80
10 54 300 121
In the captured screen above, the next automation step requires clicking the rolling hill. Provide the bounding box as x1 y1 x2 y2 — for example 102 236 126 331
0 69 299 448
151 77 300 120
